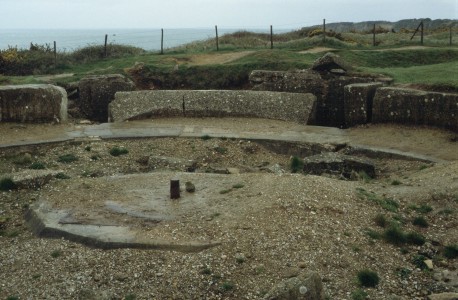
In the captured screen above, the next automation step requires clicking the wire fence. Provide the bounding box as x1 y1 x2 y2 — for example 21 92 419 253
1 19 456 53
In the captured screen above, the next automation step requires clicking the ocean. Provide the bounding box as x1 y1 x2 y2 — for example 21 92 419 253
0 28 292 52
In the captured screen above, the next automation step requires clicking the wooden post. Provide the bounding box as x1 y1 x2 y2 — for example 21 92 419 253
323 19 326 43
270 25 273 49
420 21 424 45
215 25 219 51
104 34 108 58
161 28 164 55
53 41 57 65
373 24 376 46
450 25 453 46
170 179 180 199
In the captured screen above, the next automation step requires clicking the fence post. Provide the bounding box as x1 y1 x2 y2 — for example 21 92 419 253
104 34 108 58
53 41 57 65
270 25 273 49
215 25 219 51
373 24 376 46
420 21 424 45
161 29 164 55
450 25 453 46
323 19 326 43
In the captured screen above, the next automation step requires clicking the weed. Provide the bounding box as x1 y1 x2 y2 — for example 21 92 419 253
396 267 412 279
0 178 17 191
351 289 368 300
32 274 41 279
51 250 62 258
438 208 454 215
12 153 32 165
391 180 402 186
357 188 399 212
109 147 129 157
412 216 429 228
374 213 388 227
419 165 429 170
416 204 433 214
358 171 373 183
412 254 428 270
6 296 19 300
30 162 46 170
214 146 228 154
221 281 235 292
232 183 244 189
352 245 361 252
55 173 71 180
201 135 212 140
357 269 380 287
405 232 426 245
84 145 92 151
58 154 78 163
7 230 20 238
290 156 304 173
365 228 381 240
443 244 458 259
400 247 409 255
200 266 212 275
90 154 100 161
219 189 232 194
125 294 136 300
383 225 407 245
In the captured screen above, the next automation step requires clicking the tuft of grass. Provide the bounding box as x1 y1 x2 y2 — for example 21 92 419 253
232 183 244 189
220 281 235 292
12 153 32 165
358 171 373 183
357 269 380 288
412 203 433 214
365 228 381 240
58 154 78 163
383 225 407 245
351 289 368 300
201 135 212 140
29 162 46 170
0 178 17 191
219 189 232 194
6 296 19 300
125 294 136 300
84 145 92 151
443 244 458 259
412 254 428 270
405 232 426 245
55 173 71 180
109 147 129 157
391 179 402 186
374 213 388 228
412 216 429 228
356 188 399 212
214 146 228 154
51 249 62 258
290 156 304 173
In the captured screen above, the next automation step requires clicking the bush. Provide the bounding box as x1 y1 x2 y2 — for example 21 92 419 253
374 214 388 227
58 154 78 163
29 162 46 170
357 269 380 287
384 225 407 245
290 156 304 173
351 289 368 300
444 244 458 259
109 147 129 157
405 232 426 245
0 178 17 191
412 216 429 228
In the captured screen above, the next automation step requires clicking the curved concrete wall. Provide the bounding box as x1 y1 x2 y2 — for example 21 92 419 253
109 90 316 124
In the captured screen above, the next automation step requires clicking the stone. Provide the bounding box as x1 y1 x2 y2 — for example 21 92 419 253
79 74 135 122
427 293 458 300
226 168 240 174
344 82 384 127
267 164 285 175
424 259 434 270
185 181 195 193
372 87 458 131
249 70 324 95
109 90 316 125
0 84 67 123
303 152 375 179
263 272 325 300
311 52 350 73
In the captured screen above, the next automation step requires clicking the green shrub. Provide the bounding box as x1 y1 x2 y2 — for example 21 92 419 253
29 162 46 170
412 216 429 228
391 180 402 185
51 249 62 258
412 254 428 270
357 269 380 287
214 146 228 154
12 153 32 165
109 147 129 156
290 156 304 173
201 135 212 140
0 178 17 191
384 225 407 245
443 244 458 259
416 204 433 214
55 173 71 180
232 183 244 189
351 289 368 300
365 228 381 240
58 154 78 163
405 232 426 245
374 214 388 227
220 281 235 291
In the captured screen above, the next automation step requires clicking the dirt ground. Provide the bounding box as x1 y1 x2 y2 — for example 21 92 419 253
0 119 457 299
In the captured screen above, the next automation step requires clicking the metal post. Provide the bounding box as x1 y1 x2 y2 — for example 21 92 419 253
323 19 326 43
161 29 164 55
420 22 424 45
270 25 273 49
450 25 453 46
53 41 57 65
373 24 376 46
104 34 108 58
170 179 180 199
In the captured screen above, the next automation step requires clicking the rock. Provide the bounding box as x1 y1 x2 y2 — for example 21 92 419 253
344 82 384 127
79 74 135 122
226 168 240 174
263 272 325 300
136 156 150 166
249 70 324 95
424 259 434 270
428 292 458 300
267 164 285 175
311 52 350 73
109 90 316 125
303 153 375 179
372 87 458 131
185 182 195 193
149 156 196 172
0 84 68 123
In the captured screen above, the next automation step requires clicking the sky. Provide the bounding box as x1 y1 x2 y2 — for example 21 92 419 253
1 0 456 29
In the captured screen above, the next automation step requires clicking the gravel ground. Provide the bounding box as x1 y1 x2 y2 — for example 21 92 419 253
0 122 457 300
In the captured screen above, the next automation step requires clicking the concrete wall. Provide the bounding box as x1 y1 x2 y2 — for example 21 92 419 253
344 82 384 127
372 87 458 131
109 90 316 124
0 84 67 123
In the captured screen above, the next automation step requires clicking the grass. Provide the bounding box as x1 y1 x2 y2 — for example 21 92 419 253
383 225 426 246
290 156 304 173
356 188 399 212
232 183 244 189
58 154 78 163
0 178 17 191
220 281 235 292
109 147 129 156
357 269 380 287
219 189 232 194
443 244 458 259
391 180 402 186
374 214 388 228
55 172 71 180
51 249 62 258
410 203 433 214
351 289 368 300
412 216 429 228
29 162 46 170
